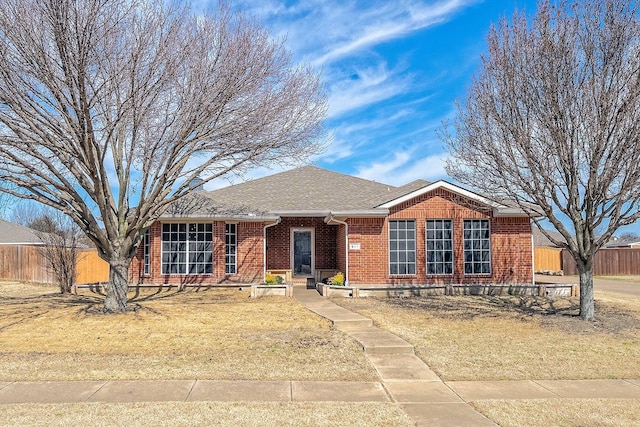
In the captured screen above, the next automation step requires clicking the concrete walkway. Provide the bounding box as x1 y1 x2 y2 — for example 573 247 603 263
295 286 497 426
2 287 640 426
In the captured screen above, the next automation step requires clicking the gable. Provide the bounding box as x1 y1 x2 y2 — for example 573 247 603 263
377 180 531 218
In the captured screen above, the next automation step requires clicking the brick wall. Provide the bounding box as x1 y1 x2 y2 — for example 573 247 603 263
131 220 265 285
129 188 532 286
346 189 533 285
266 217 337 271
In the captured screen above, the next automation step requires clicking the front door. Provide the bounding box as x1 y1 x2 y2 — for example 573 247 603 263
292 229 313 276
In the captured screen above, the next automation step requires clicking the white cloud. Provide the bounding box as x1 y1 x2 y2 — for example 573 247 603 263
355 149 449 186
327 62 409 117
310 0 477 67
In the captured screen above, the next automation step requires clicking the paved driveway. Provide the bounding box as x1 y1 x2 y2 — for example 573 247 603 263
536 274 640 297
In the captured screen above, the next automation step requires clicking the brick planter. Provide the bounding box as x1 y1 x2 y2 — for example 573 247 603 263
250 284 293 298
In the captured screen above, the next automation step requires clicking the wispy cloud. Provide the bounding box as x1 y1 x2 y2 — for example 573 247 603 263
310 0 477 67
355 147 449 186
230 0 480 122
327 63 409 117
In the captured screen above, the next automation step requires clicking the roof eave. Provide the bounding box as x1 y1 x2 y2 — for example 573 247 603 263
492 208 535 218
270 210 332 217
325 209 390 223
160 213 280 222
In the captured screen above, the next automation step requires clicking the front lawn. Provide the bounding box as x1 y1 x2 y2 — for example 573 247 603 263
0 282 377 382
333 291 640 381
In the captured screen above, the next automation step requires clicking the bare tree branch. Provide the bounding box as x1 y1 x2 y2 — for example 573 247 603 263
442 0 640 320
0 0 327 312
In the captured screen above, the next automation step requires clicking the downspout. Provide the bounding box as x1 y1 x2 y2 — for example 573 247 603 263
329 216 349 286
531 222 535 286
264 218 281 281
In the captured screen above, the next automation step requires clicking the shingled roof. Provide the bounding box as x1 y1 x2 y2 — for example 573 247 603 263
0 219 44 245
201 166 422 212
160 166 534 219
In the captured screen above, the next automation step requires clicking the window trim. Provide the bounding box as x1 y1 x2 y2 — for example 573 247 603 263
388 219 417 276
225 223 237 275
425 219 454 275
161 222 213 275
143 228 150 275
462 219 492 275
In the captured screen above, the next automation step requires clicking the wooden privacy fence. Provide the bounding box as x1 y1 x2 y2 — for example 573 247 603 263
0 245 54 283
534 247 563 272
562 248 640 276
76 249 110 284
0 245 109 285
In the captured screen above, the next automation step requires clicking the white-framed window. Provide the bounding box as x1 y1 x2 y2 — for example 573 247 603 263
143 228 150 275
225 223 237 274
161 223 213 275
463 219 491 274
426 219 453 275
389 219 416 275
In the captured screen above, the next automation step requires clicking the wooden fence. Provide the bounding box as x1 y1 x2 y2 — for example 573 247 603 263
0 245 109 285
76 249 110 284
562 248 640 276
0 245 53 283
534 247 563 272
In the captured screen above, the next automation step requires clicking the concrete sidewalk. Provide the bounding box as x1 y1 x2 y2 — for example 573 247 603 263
2 378 639 404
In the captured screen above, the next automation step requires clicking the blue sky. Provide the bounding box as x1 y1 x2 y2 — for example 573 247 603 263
215 0 540 186
214 0 639 236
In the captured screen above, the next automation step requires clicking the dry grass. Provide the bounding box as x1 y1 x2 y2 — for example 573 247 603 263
0 402 415 427
333 292 640 381
472 398 640 427
0 282 377 382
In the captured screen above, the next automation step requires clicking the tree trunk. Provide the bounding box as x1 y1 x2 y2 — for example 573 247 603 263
577 264 595 321
104 257 131 313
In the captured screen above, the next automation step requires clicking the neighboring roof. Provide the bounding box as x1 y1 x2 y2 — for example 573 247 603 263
164 166 533 219
605 237 640 248
532 227 566 247
0 219 44 245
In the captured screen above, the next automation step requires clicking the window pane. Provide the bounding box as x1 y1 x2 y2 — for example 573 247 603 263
225 223 237 274
425 219 453 275
463 219 491 275
389 220 416 276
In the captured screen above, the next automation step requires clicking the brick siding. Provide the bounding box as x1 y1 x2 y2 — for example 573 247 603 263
131 189 532 286
346 189 533 285
265 217 337 271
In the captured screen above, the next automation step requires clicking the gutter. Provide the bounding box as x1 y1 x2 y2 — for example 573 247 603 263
263 218 281 281
327 215 349 286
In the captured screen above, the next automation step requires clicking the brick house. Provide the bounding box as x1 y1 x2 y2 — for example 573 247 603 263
130 166 535 287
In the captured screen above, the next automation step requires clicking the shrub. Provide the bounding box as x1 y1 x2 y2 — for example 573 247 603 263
265 274 284 285
328 272 345 286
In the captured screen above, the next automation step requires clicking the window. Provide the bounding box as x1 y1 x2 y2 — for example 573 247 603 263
143 228 150 275
161 223 213 274
463 219 491 274
225 223 237 274
389 220 416 275
426 220 453 274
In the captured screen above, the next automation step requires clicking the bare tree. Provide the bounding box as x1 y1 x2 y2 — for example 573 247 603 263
443 0 640 320
15 204 81 294
0 0 327 312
